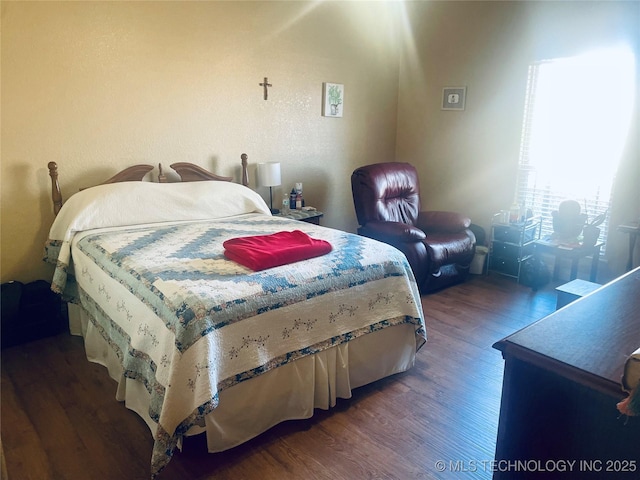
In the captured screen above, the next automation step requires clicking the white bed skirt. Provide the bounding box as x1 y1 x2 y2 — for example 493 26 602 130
69 303 417 453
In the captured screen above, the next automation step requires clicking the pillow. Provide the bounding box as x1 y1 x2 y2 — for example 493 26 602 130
49 180 271 242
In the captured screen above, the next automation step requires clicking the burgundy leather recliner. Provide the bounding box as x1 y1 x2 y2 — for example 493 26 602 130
351 162 476 293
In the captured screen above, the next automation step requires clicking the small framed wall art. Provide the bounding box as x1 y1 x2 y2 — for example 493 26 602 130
441 86 466 111
322 83 344 117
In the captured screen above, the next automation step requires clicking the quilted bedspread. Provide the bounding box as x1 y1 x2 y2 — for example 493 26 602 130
44 213 425 477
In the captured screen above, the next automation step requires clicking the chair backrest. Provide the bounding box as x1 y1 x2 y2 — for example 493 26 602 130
351 162 421 227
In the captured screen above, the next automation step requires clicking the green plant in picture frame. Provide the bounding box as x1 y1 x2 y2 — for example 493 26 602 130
323 83 344 118
328 85 342 114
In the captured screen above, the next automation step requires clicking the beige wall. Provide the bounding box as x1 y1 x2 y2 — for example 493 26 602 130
2 1 639 285
396 0 639 278
1 1 402 283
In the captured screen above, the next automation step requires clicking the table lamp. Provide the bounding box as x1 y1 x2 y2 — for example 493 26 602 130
257 162 281 214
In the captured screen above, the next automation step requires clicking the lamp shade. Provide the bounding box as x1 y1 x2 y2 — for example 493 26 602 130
257 162 281 187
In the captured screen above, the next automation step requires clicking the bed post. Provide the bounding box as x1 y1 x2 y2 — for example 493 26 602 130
48 162 63 215
241 153 249 187
158 163 167 183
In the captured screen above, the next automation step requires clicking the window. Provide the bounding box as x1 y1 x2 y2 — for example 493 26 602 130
516 46 635 251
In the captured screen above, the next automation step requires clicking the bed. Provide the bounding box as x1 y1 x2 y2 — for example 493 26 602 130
43 156 427 478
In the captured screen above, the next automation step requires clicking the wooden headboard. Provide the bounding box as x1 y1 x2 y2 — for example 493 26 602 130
48 153 250 215
169 163 232 183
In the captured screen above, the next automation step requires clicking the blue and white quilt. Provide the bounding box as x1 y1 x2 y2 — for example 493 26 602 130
44 181 426 477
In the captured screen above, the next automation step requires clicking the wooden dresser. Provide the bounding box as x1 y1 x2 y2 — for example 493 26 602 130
493 268 640 479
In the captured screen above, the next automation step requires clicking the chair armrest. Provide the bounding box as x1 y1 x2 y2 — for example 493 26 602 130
359 221 426 243
417 211 471 233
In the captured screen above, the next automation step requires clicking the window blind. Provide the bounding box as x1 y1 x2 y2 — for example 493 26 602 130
515 48 635 252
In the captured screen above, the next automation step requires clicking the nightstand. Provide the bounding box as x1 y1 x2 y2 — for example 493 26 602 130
276 210 324 225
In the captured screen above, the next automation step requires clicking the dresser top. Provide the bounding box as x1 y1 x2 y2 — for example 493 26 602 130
494 267 640 396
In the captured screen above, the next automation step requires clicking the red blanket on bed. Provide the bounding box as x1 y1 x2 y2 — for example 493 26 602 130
223 230 332 271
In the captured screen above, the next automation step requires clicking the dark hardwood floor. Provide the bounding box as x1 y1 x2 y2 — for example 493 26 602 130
2 273 566 480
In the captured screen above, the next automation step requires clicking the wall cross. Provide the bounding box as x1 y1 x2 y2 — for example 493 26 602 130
259 77 272 100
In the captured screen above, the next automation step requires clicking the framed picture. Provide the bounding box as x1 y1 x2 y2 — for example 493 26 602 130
442 86 466 111
322 83 344 117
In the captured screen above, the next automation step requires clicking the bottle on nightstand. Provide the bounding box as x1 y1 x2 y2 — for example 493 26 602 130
289 188 297 210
